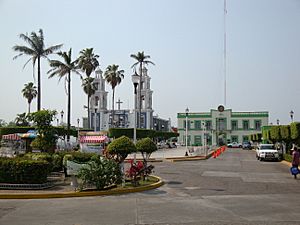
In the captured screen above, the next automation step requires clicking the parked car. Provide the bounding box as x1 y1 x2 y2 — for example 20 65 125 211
227 142 242 148
242 141 251 150
256 144 279 161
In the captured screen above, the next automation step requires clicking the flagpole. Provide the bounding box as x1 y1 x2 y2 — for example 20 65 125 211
224 0 227 107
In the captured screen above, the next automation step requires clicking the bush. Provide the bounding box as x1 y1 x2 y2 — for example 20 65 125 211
107 136 137 163
0 158 50 184
283 153 292 163
77 155 122 190
136 137 157 161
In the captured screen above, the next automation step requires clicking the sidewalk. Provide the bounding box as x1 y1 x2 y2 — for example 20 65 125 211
127 146 211 160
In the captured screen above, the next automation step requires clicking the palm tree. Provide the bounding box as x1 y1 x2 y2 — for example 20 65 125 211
76 48 99 78
104 64 125 127
82 77 97 129
13 29 63 111
22 82 37 114
130 51 155 128
48 48 80 142
15 113 29 126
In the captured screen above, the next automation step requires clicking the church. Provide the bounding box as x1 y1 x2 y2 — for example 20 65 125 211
82 67 170 132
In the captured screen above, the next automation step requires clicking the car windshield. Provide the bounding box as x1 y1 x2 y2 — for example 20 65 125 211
260 145 274 150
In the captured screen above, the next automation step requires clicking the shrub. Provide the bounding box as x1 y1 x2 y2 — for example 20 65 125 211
283 153 292 163
0 158 50 184
136 137 157 162
77 155 122 190
107 136 137 163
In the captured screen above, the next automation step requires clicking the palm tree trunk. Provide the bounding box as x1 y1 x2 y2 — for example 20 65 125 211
37 56 41 111
67 71 71 142
112 89 115 128
28 100 31 114
87 95 90 129
138 62 142 128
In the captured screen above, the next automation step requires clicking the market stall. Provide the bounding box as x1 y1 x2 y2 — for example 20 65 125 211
79 131 109 154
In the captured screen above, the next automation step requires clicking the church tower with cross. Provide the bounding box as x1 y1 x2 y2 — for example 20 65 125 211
139 66 154 129
88 69 108 131
86 66 156 131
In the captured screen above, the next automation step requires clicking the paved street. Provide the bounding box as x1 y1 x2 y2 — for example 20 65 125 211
0 148 299 225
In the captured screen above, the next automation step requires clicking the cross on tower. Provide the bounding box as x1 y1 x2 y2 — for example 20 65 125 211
116 98 123 110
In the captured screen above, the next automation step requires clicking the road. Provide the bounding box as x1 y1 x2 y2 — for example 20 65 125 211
0 148 299 225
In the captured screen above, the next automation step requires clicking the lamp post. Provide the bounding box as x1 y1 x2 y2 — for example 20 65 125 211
290 110 294 122
202 121 207 156
60 110 64 126
77 118 80 144
185 107 189 153
132 72 139 163
94 108 97 132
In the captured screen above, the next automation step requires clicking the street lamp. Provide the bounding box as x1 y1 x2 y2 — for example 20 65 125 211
60 110 64 126
202 121 207 156
77 118 80 144
185 107 189 153
132 72 139 163
290 110 294 122
94 108 97 132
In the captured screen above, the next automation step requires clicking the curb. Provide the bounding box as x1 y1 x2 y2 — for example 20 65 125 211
0 175 164 199
281 160 292 167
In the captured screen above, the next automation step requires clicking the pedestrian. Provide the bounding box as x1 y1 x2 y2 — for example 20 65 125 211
291 146 300 179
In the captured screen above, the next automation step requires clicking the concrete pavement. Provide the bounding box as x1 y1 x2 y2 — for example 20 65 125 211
0 148 299 225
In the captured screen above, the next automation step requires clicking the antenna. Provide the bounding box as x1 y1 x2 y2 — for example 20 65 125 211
224 0 227 106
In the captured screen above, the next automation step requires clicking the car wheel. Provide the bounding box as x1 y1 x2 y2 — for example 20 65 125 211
260 158 263 161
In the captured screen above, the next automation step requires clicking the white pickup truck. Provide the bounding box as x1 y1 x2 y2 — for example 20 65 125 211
256 144 279 161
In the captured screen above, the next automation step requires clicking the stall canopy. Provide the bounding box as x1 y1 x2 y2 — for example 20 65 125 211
2 133 21 140
80 135 107 143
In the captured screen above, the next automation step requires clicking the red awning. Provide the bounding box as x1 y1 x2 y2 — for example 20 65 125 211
80 136 107 143
2 133 21 140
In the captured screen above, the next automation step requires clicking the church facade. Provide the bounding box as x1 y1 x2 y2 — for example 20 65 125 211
82 67 169 131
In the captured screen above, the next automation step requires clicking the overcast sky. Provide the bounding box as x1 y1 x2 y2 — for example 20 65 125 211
0 0 300 127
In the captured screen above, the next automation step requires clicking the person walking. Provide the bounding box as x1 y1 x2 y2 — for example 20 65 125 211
292 146 300 179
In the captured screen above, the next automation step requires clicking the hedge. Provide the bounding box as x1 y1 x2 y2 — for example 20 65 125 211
0 158 50 184
108 128 178 140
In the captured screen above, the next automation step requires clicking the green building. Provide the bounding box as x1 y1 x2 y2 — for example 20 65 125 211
177 105 269 146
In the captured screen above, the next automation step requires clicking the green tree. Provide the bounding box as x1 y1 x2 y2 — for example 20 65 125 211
76 48 99 78
0 119 7 127
22 82 37 113
130 51 155 127
270 126 281 143
15 113 29 126
107 136 137 163
13 29 63 111
48 48 80 142
136 137 157 168
82 77 97 129
28 109 57 153
290 122 300 145
104 64 124 127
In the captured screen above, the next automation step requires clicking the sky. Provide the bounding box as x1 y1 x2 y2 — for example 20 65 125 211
0 0 300 127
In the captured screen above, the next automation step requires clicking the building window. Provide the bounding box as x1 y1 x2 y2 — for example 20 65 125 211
94 82 99 91
206 121 212 130
194 121 201 130
194 135 202 146
231 120 238 130
243 136 249 142
231 135 238 142
217 118 226 131
243 120 249 130
255 120 261 130
184 120 191 129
